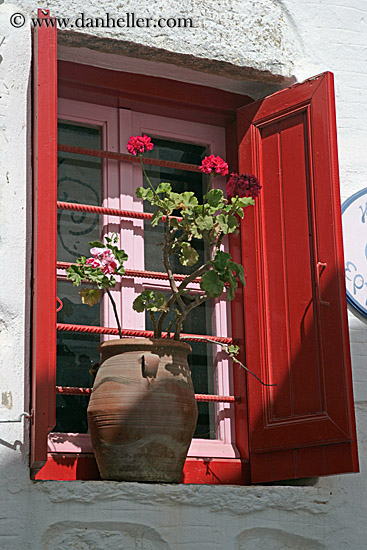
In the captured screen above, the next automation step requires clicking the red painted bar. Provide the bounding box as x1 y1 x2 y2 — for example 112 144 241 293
57 261 200 283
55 386 238 402
56 323 233 344
58 143 201 173
57 200 183 223
57 200 153 220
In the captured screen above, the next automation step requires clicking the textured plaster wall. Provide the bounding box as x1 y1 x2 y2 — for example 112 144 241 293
0 0 367 549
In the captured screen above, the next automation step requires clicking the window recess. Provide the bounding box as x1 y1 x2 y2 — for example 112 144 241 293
32 9 359 482
52 102 239 466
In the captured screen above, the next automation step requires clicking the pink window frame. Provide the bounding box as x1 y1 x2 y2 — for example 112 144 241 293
51 97 239 460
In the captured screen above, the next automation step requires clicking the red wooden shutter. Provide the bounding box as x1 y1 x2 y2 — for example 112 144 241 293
238 72 359 483
31 9 57 477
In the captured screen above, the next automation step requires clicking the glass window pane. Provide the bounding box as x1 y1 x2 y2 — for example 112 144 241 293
57 122 102 263
55 280 100 433
143 138 207 274
56 122 102 433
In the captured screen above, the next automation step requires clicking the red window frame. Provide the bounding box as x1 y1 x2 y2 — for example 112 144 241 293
31 10 359 483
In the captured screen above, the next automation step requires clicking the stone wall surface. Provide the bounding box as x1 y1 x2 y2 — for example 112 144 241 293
0 0 366 548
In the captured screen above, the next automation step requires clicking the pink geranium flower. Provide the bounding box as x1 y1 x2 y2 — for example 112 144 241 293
127 135 154 156
86 257 102 269
86 247 119 274
226 173 261 200
90 247 107 257
199 155 229 176
101 260 118 275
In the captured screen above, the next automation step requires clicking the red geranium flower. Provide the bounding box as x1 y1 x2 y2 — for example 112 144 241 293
127 135 154 156
199 155 229 176
226 173 261 200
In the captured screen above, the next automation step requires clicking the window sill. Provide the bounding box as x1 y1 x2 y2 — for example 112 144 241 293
38 432 246 483
34 453 250 484
48 433 240 459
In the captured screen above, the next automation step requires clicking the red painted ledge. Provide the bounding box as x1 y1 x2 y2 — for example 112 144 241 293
34 454 250 485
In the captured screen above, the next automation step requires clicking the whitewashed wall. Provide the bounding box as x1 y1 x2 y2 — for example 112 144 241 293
0 1 366 548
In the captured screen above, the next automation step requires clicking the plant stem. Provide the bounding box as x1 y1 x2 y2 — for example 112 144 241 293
181 335 277 387
202 173 213 215
106 288 122 339
149 310 158 338
157 292 177 337
139 155 161 201
163 218 186 314
205 173 214 196
165 317 177 339
174 294 208 339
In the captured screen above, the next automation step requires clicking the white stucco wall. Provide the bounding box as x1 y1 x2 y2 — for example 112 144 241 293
0 1 366 548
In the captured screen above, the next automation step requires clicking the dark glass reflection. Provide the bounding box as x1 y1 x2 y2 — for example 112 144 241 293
57 123 102 263
143 138 207 274
56 122 102 433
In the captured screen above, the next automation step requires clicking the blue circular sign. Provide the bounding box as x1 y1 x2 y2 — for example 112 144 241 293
342 188 367 317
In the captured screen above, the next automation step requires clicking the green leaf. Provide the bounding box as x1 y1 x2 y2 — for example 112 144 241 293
179 242 199 267
169 218 180 229
165 191 180 208
156 182 172 194
104 233 119 245
133 295 145 312
229 261 246 287
79 288 101 306
88 240 104 248
66 265 83 286
107 245 128 266
156 293 167 309
226 275 238 302
107 276 116 288
177 192 198 209
212 250 231 272
151 210 164 227
200 270 224 298
207 189 224 208
142 290 156 301
136 187 154 201
133 290 168 313
233 196 255 208
196 215 214 231
227 344 239 357
217 213 238 234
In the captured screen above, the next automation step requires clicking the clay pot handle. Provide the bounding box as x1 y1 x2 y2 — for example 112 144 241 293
141 353 160 379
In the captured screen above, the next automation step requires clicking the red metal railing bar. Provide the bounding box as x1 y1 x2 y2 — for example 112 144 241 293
55 386 238 403
56 323 233 344
57 261 200 283
57 200 183 223
58 144 201 173
58 200 153 221
56 386 92 395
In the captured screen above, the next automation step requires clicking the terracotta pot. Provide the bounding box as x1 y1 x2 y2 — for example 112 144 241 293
87 338 198 482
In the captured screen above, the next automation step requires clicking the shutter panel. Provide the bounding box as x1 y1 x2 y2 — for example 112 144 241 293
238 72 359 483
31 9 57 477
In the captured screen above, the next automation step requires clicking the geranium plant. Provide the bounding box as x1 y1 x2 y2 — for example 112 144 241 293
66 234 128 339
67 135 272 385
